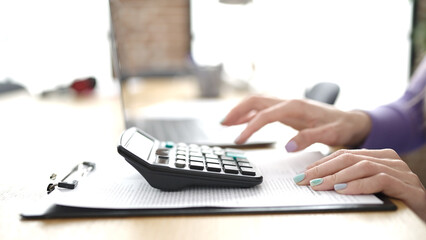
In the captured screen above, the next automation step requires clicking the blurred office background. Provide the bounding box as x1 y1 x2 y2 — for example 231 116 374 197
1 0 425 111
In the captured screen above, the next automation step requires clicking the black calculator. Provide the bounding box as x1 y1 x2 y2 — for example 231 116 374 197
117 127 263 190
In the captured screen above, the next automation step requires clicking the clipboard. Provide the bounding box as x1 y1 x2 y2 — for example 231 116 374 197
21 193 396 220
20 151 397 220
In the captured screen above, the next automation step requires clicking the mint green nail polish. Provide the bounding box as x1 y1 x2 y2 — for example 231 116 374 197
310 178 324 187
293 173 305 183
334 183 347 191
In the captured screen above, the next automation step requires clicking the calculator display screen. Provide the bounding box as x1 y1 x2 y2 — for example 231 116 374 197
126 132 154 161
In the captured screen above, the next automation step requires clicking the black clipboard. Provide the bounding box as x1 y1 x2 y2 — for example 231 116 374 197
21 193 396 220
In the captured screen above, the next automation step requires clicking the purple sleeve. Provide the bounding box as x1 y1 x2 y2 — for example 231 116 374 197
360 57 426 154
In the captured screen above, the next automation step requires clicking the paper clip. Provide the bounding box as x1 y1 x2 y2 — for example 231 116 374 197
47 161 96 194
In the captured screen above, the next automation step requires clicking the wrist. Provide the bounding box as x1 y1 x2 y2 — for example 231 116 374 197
346 110 372 147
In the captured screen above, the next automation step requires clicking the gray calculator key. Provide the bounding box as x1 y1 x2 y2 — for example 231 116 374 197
202 149 214 154
222 160 237 166
175 159 186 168
205 158 220 164
221 156 234 161
176 150 187 156
223 165 239 174
240 167 256 176
189 161 204 170
238 162 252 168
189 152 203 157
205 154 218 159
190 156 204 162
214 150 225 156
206 163 221 172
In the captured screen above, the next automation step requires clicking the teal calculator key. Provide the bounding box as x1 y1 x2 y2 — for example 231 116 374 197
165 141 174 148
225 152 247 159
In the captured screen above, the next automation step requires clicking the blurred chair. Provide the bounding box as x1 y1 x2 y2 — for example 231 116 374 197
0 79 26 94
305 82 340 105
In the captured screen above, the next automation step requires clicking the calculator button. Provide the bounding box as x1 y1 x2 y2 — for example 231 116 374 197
176 150 187 156
156 148 169 156
205 158 220 164
240 167 256 176
189 152 203 157
214 150 225 156
223 165 239 174
237 159 249 163
156 156 169 164
189 144 200 149
222 160 237 166
225 152 246 159
175 159 186 168
221 156 234 161
189 161 204 170
165 141 175 148
206 163 221 172
238 162 252 168
202 149 214 154
205 154 218 159
176 155 186 161
177 146 188 152
189 156 204 162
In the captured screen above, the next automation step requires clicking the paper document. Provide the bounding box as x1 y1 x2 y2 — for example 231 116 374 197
51 150 382 209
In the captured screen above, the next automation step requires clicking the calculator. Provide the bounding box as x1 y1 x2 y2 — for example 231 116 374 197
117 127 263 190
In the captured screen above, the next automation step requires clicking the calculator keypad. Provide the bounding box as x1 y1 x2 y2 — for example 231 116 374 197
158 143 257 176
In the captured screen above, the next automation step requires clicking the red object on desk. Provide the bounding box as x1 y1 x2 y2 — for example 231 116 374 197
41 77 96 97
70 77 96 94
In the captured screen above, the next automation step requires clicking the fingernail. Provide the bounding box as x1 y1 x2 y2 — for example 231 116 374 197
220 118 226 124
285 140 298 152
334 183 347 191
310 178 324 187
293 173 305 183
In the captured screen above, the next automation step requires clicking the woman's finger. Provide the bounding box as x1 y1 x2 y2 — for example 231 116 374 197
286 123 340 152
335 173 426 220
234 103 285 144
306 148 401 169
221 95 282 126
226 110 257 126
309 160 420 191
336 173 425 208
295 152 408 186
235 99 318 144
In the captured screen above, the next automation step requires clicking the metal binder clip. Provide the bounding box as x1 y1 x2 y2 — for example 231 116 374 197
47 161 96 194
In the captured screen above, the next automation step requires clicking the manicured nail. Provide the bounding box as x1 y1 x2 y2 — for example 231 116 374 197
293 173 306 183
334 183 347 191
220 118 226 124
285 140 298 152
310 178 324 187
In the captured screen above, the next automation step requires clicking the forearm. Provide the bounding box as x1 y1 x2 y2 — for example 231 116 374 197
360 101 426 154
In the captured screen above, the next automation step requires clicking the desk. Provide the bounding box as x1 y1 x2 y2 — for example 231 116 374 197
0 78 425 240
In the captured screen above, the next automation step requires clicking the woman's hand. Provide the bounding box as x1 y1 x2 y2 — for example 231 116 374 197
294 149 426 221
221 95 371 152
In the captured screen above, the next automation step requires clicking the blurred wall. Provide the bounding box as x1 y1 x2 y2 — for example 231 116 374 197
110 0 191 78
413 0 426 70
